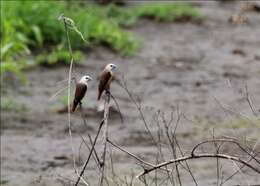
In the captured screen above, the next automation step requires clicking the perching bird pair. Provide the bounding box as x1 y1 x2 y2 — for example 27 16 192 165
71 63 117 112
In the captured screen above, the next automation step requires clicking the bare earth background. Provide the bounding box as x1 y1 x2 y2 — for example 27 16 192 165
1 2 260 186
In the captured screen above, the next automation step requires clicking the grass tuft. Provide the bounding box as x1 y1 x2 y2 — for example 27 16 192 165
1 97 28 112
225 118 260 129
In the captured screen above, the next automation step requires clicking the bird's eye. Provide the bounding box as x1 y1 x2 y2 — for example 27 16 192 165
110 65 113 67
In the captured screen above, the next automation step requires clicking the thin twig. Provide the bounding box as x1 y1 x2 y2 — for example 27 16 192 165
107 138 170 172
87 134 102 168
74 119 105 186
60 14 89 185
174 136 198 186
99 91 111 186
137 153 260 178
220 139 260 186
119 78 157 145
191 139 260 165
110 92 124 125
244 84 258 116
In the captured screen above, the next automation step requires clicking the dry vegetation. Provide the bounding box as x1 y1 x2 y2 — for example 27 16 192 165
58 15 260 185
1 1 260 186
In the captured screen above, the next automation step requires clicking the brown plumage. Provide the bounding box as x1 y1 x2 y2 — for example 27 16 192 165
98 70 112 100
71 75 92 112
72 83 87 112
97 63 116 100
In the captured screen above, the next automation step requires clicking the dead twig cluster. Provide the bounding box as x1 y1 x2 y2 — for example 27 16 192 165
60 15 260 186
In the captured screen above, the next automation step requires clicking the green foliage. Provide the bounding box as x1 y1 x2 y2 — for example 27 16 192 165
59 94 69 107
0 1 140 80
0 62 26 83
0 1 201 80
103 3 202 27
134 3 202 22
36 49 83 66
1 97 28 112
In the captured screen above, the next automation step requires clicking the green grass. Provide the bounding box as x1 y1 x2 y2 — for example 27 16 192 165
1 1 201 81
59 94 69 107
0 1 139 81
135 3 202 22
1 97 28 112
224 117 260 129
104 3 202 27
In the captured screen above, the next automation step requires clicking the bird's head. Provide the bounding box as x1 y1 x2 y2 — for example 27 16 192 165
79 75 92 85
105 63 117 71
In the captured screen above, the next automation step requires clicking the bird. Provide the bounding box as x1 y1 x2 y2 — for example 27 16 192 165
71 75 92 112
97 63 117 100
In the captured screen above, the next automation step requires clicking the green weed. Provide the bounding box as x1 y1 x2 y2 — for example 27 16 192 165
225 117 260 129
135 3 202 22
103 3 202 27
1 1 140 79
36 49 83 66
0 97 28 112
59 94 69 107
1 1 201 80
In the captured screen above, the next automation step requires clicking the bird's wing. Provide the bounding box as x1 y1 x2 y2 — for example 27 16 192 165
98 70 112 100
74 83 87 102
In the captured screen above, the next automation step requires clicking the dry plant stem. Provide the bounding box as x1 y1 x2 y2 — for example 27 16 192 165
220 142 260 185
99 91 111 186
109 148 121 186
137 153 260 178
74 119 105 186
64 16 75 168
107 139 170 172
165 118 181 185
120 79 157 145
221 156 258 186
49 77 76 101
78 133 100 169
174 137 198 186
212 132 220 186
87 134 102 168
110 92 124 125
78 105 101 168
244 84 258 116
61 16 89 185
213 96 252 121
191 139 260 164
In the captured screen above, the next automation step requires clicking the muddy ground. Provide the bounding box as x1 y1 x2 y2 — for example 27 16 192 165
1 1 260 186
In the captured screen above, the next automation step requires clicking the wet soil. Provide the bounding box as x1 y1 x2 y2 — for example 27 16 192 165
1 1 260 186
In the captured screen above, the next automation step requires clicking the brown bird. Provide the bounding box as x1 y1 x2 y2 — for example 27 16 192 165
72 75 92 112
97 63 117 100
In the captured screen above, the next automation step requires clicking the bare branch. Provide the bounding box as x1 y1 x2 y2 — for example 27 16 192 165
137 153 260 178
244 84 258 116
191 139 260 165
119 77 157 145
99 91 111 186
74 119 105 186
107 139 170 172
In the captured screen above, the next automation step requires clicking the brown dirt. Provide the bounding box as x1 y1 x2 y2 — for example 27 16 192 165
1 1 260 186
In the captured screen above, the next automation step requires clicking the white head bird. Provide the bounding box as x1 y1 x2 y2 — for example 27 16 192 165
97 63 117 100
72 75 92 112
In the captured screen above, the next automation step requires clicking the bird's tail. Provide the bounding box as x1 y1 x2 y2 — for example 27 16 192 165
97 92 101 101
71 100 78 112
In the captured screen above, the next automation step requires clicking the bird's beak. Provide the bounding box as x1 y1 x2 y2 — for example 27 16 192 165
89 77 93 81
112 65 117 70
